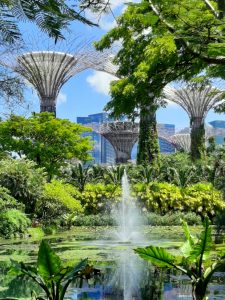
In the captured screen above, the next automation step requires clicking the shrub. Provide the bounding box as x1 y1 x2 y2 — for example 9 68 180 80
72 214 115 226
133 182 225 219
0 186 24 212
0 209 30 238
81 183 121 214
36 180 83 221
183 183 225 219
0 159 46 213
144 212 201 226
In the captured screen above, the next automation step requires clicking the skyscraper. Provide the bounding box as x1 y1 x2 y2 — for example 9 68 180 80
209 120 225 145
77 113 115 164
157 124 175 154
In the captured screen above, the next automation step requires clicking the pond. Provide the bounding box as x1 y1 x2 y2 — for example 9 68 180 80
0 226 225 300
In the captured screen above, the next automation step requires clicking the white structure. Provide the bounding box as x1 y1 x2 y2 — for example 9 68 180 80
15 51 89 115
171 134 191 152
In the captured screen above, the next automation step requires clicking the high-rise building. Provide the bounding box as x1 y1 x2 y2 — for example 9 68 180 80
77 113 115 164
131 123 175 159
209 120 225 145
157 124 175 154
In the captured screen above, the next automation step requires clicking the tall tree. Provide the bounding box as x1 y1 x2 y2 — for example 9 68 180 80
0 112 92 178
95 1 204 165
0 0 100 44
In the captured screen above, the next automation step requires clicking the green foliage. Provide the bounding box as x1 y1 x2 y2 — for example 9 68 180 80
135 218 225 300
103 165 125 185
133 182 225 219
72 214 115 226
144 212 201 226
0 113 92 177
64 163 93 192
70 212 201 226
36 180 83 221
0 158 45 213
0 186 24 212
0 209 30 238
14 240 88 300
0 0 97 44
82 183 121 214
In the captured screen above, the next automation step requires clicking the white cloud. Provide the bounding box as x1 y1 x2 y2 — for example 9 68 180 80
86 71 117 95
57 92 67 106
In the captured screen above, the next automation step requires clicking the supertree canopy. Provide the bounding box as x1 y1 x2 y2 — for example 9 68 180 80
164 82 224 159
15 51 82 115
171 134 191 152
100 121 139 164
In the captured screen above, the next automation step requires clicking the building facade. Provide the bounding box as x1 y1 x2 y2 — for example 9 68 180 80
157 123 175 154
209 120 225 145
77 113 115 164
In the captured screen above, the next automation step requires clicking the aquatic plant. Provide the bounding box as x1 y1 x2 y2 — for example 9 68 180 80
135 218 225 300
13 240 89 300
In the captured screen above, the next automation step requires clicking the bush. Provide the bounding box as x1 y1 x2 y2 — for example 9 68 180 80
0 186 24 212
36 180 83 222
0 209 30 238
0 159 46 214
72 214 115 226
144 212 201 226
133 182 225 219
81 183 121 214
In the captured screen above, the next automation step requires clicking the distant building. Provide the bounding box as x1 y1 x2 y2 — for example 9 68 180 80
157 124 175 154
131 123 175 159
77 113 115 164
209 120 225 145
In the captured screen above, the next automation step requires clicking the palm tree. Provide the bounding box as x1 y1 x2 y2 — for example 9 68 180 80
0 0 97 44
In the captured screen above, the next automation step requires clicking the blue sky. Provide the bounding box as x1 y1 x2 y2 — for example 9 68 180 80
17 1 225 132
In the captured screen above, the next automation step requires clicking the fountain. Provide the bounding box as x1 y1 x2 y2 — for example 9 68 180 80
114 170 143 243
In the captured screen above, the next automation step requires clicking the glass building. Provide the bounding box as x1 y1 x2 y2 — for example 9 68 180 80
77 113 115 164
131 123 175 159
209 120 225 145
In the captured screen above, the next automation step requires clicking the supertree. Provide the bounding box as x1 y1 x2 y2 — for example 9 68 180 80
164 81 224 160
100 121 139 164
171 134 191 152
0 35 96 116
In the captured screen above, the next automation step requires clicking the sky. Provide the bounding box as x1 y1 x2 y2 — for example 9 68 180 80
13 0 225 132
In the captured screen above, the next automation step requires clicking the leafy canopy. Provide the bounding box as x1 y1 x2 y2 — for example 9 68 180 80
0 113 92 177
0 0 101 44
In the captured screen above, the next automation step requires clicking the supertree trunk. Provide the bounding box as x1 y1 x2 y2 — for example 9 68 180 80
40 97 56 117
137 105 160 165
190 117 205 160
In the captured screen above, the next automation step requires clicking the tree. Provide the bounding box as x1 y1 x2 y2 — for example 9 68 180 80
95 1 204 165
0 0 100 44
0 113 92 178
135 218 225 300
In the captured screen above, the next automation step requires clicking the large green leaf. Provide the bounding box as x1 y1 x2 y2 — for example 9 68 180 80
64 258 88 280
37 240 61 280
180 220 196 257
189 217 212 262
134 246 177 268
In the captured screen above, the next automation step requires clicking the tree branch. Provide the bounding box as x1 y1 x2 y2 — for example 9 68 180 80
203 0 219 18
148 0 225 64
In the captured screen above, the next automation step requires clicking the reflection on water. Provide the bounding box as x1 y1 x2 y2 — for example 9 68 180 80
0 230 225 299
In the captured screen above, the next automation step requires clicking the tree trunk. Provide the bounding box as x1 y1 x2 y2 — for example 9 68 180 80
193 279 208 300
137 105 160 165
217 0 225 18
190 117 205 161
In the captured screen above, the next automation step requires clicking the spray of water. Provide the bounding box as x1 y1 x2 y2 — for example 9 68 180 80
114 170 143 242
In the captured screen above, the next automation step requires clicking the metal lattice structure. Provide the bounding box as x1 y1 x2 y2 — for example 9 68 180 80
171 134 191 152
100 121 139 163
14 51 90 115
164 84 224 129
